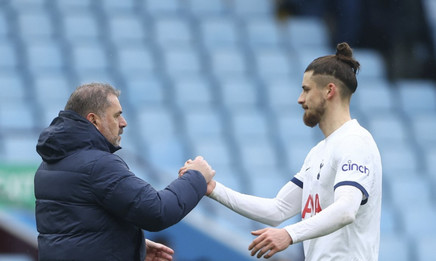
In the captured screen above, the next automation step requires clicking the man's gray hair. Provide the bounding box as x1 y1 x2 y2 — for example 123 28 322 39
65 82 120 118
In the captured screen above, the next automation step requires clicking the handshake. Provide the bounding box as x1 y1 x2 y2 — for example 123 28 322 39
178 156 216 195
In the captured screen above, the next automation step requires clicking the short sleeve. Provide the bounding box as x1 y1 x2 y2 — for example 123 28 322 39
333 136 375 205
291 147 317 189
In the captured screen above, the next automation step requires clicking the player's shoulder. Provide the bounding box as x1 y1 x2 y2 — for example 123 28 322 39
341 120 375 142
330 123 376 154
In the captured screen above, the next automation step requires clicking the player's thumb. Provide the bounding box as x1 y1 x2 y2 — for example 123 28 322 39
251 228 268 236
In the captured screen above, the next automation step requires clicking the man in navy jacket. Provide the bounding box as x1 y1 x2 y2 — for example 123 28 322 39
35 82 215 261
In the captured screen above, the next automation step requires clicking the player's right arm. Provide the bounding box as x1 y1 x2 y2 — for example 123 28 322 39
284 184 362 244
208 180 302 226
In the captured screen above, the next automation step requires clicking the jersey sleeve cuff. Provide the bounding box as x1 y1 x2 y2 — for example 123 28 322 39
208 181 224 200
334 181 369 205
284 225 299 245
291 177 303 189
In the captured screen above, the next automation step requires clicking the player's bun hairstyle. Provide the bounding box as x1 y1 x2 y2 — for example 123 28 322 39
305 42 360 94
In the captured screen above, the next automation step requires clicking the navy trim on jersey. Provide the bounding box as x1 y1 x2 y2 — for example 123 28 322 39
334 181 369 205
291 177 303 188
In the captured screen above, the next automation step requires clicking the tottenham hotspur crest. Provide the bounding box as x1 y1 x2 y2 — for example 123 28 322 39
317 161 324 180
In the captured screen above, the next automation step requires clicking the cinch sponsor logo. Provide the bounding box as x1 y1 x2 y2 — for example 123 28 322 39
341 160 370 175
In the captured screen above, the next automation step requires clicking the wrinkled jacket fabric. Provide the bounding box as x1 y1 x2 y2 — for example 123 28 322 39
35 110 206 261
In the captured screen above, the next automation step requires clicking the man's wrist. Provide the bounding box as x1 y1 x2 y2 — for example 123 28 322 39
284 226 296 245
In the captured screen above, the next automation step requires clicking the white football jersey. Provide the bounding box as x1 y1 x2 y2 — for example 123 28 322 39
292 119 382 260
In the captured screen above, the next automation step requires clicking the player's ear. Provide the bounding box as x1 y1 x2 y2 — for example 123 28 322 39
325 83 336 99
86 113 100 129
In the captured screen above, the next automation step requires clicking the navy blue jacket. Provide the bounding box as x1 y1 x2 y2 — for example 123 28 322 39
35 111 206 261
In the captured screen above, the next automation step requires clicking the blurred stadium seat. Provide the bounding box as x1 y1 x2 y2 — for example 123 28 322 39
116 44 157 77
353 48 387 78
162 47 203 79
0 40 18 70
153 16 194 49
354 77 396 114
209 48 249 78
2 133 41 164
61 12 100 42
143 0 181 15
416 236 436 261
231 0 274 18
0 102 35 132
395 79 436 116
0 73 25 102
410 113 436 151
367 112 410 147
108 14 148 45
26 40 65 73
244 17 286 50
100 0 136 14
199 16 242 50
264 77 302 112
124 75 166 108
136 105 177 142
253 48 299 82
17 9 54 41
379 234 412 261
55 0 93 12
229 108 271 143
71 44 109 74
218 76 259 109
186 0 227 17
389 177 433 212
286 16 329 48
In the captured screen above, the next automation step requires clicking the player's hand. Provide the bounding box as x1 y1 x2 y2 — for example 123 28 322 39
206 179 216 196
180 160 216 195
248 228 292 259
145 239 174 261
178 156 215 183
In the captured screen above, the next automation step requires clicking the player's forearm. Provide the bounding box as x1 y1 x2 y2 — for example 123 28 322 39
209 181 300 226
285 185 362 244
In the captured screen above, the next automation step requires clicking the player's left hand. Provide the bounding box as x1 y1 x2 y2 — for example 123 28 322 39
248 228 292 259
145 239 174 261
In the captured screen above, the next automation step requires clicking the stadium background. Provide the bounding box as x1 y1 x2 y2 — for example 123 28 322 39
0 0 436 260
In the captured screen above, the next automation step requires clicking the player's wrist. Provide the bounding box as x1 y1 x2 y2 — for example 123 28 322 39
284 226 297 245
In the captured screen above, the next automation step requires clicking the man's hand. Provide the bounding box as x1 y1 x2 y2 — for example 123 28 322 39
178 156 215 183
206 179 216 196
248 228 293 259
145 239 174 261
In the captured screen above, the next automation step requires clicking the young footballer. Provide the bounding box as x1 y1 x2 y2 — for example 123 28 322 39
181 42 382 260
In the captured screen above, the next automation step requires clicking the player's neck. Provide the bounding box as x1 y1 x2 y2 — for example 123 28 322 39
319 106 351 138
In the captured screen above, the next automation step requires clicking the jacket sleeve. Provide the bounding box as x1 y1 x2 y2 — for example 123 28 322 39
90 154 207 231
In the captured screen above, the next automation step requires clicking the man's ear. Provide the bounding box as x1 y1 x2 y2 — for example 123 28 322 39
326 83 336 99
86 113 100 130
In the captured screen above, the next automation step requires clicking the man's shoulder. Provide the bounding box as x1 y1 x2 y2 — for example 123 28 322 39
62 149 124 173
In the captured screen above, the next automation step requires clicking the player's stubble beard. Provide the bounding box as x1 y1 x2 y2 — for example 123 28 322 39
303 98 326 128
